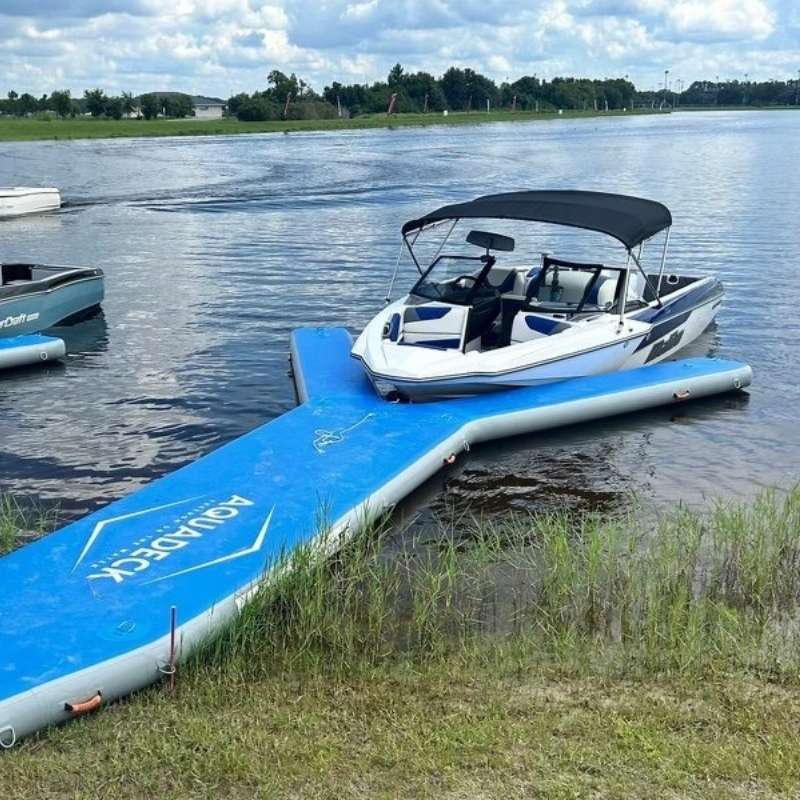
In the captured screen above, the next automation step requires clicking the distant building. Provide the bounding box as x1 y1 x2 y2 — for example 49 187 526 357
192 96 226 119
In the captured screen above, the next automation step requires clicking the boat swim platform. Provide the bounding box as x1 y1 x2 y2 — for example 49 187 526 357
0 334 65 371
0 327 752 746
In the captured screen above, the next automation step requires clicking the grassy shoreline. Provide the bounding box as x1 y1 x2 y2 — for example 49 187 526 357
0 108 658 142
3 489 800 796
0 106 795 144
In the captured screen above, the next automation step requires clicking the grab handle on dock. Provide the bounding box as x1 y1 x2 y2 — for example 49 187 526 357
64 691 102 717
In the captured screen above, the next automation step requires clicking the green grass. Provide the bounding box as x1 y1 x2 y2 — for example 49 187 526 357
0 495 55 554
0 108 658 142
3 489 800 797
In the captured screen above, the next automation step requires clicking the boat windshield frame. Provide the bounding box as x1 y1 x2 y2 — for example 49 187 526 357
399 215 668 314
410 253 497 305
525 259 628 315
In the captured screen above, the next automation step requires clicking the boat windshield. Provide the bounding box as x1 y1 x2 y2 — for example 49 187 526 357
410 255 492 305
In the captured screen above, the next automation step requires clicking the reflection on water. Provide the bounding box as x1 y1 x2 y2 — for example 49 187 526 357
0 110 798 525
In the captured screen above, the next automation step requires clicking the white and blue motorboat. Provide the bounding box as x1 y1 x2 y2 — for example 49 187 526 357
1 262 104 336
352 191 724 401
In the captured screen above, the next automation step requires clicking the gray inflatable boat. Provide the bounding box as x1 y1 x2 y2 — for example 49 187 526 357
0 262 104 369
1 262 104 336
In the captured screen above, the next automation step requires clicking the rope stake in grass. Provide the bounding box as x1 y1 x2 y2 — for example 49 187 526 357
169 605 177 691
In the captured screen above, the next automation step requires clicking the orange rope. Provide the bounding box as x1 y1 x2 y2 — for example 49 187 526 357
64 691 102 716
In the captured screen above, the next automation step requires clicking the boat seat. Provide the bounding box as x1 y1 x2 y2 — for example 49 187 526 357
484 266 518 295
534 269 592 304
464 296 501 345
510 312 574 343
586 275 617 308
528 269 618 309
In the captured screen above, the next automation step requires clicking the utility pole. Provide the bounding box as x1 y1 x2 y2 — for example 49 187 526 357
664 69 669 109
423 93 428 113
336 94 342 118
743 73 748 105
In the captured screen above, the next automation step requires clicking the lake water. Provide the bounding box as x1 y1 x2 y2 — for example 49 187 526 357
0 110 798 527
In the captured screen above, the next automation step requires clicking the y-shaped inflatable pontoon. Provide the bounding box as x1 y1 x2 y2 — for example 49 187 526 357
0 328 751 746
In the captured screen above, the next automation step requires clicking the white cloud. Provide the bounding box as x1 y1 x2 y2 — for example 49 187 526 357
0 0 795 97
667 0 775 40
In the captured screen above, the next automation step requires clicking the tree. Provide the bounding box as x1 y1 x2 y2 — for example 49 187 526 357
266 70 302 103
140 93 159 120
17 92 39 115
387 63 405 88
226 92 251 117
121 91 136 117
49 90 72 118
439 67 499 111
105 96 124 120
84 88 107 117
161 94 193 118
322 81 370 116
440 67 470 110
235 95 279 121
405 71 445 111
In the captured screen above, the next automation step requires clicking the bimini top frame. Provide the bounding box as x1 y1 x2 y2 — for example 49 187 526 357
395 190 674 312
401 190 672 251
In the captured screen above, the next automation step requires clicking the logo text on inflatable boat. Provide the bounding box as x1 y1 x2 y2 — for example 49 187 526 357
0 311 40 330
79 495 273 585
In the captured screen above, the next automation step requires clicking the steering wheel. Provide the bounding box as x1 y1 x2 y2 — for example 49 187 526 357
454 275 479 288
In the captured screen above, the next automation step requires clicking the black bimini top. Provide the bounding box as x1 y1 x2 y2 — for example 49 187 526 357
401 190 672 250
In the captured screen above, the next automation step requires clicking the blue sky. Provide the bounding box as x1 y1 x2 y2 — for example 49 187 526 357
1 1 797 97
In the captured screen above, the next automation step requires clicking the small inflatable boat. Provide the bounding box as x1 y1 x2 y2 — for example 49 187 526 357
1 262 104 337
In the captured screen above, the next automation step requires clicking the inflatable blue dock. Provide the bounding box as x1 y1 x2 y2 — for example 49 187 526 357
0 328 751 746
0 334 65 371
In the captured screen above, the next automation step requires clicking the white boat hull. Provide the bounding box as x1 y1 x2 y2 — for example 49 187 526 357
353 277 724 402
0 187 61 219
353 302 651 401
358 335 648 400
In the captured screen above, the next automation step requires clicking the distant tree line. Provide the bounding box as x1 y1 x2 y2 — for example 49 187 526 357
1 67 798 122
0 89 195 119
229 65 800 120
